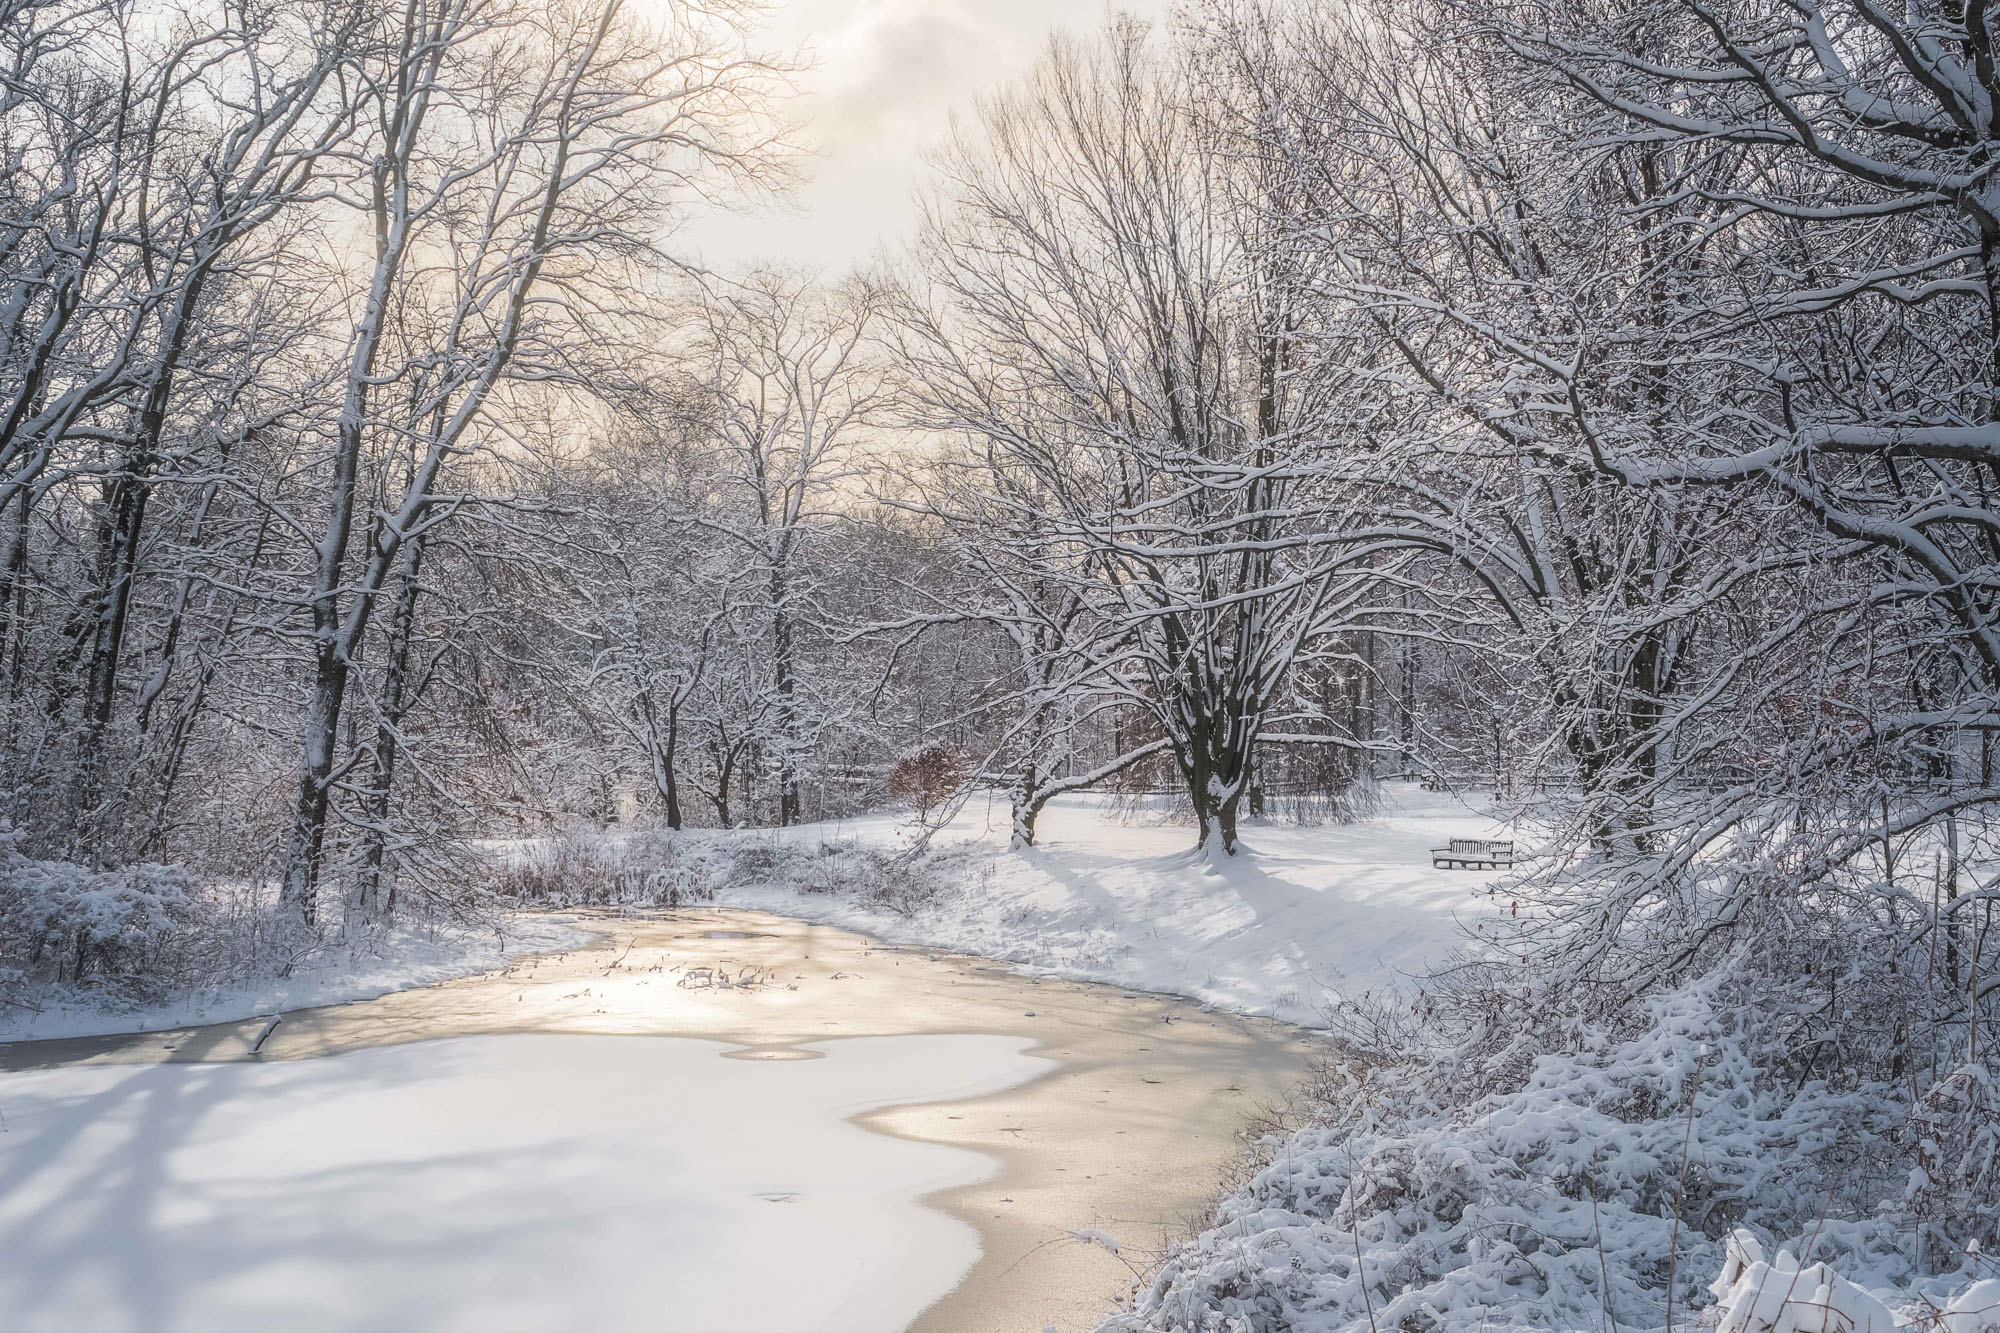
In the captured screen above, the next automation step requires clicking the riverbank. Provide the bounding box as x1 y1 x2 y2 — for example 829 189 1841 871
0 909 593 1042
705 786 1515 1025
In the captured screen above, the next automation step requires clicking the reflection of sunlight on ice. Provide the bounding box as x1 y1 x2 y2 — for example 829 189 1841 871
0 1032 1048 1333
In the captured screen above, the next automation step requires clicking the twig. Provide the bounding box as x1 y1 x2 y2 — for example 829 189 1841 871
1348 1152 1380 1333
1663 1047 1706 1333
1589 1159 1618 1333
251 1013 282 1054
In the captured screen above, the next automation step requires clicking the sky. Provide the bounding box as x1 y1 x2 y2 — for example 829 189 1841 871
671 0 1166 273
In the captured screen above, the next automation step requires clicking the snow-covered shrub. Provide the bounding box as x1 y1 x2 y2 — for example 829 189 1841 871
1102 968 1992 1333
848 846 949 916
0 825 193 990
0 820 532 1026
789 839 945 916
483 827 717 907
1895 1065 1999 1267
481 825 952 914
723 842 791 886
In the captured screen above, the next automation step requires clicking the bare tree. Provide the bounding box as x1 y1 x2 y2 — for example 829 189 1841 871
896 19 1400 854
0 0 367 854
686 270 885 826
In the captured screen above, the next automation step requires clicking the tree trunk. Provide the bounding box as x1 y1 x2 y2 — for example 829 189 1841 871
1009 764 1044 848
281 648 352 926
770 561 799 826
635 669 687 831
664 702 683 830
1181 707 1256 857
707 734 736 827
355 536 428 923
278 82 424 924
1187 759 1246 856
71 454 152 831
73 267 212 824
0 486 26 696
1397 590 1416 776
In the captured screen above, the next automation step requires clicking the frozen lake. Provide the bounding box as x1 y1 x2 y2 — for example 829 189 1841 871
0 909 1315 1330
0 1031 1051 1333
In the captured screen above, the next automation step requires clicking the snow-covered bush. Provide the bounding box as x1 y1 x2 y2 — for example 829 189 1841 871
776 839 947 916
483 827 716 907
1102 967 1995 1333
0 824 193 990
1897 1065 2000 1267
483 826 950 917
0 821 552 1029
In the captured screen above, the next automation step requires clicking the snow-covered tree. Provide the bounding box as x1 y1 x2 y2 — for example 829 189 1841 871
897 19 1404 854
685 270 886 825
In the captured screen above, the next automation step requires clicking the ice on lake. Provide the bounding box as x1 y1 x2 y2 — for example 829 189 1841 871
0 1032 1051 1332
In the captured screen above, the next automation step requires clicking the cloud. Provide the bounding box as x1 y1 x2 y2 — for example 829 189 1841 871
671 0 1164 268
808 0 1018 147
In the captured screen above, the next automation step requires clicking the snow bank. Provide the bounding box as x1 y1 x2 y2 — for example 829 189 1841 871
1941 1281 2000 1332
0 912 589 1041
1709 1230 1896 1333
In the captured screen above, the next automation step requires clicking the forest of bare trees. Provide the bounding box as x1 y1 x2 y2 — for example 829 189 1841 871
1 0 786 937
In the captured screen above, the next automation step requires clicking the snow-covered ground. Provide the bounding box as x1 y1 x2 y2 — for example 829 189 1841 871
0 1031 1051 1333
719 783 1517 1024
0 914 591 1043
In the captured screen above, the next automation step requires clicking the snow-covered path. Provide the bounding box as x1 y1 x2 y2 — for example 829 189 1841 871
0 1032 1050 1333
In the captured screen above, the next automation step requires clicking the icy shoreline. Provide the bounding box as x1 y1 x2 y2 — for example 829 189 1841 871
4 784 1503 1043
0 912 593 1043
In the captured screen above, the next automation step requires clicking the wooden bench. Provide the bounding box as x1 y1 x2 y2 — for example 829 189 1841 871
1432 837 1514 870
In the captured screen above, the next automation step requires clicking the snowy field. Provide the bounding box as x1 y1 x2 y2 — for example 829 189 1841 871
719 783 1517 1023
0 1032 1050 1333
